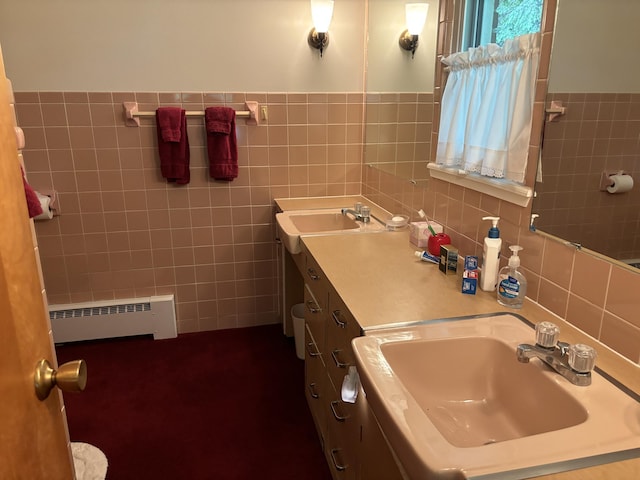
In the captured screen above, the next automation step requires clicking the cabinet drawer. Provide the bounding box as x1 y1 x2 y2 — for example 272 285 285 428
326 292 361 393
304 283 326 354
305 254 328 306
305 325 327 447
305 253 327 290
325 390 360 480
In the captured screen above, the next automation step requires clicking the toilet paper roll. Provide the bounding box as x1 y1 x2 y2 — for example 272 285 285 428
33 192 53 221
607 174 634 194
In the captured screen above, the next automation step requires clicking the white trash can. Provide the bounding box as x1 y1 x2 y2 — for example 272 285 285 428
291 303 306 360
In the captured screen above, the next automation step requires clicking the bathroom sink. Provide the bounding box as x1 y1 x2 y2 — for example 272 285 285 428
276 208 385 254
289 212 360 233
383 336 588 448
353 314 640 479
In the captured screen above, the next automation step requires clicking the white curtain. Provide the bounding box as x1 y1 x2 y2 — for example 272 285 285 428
436 33 540 183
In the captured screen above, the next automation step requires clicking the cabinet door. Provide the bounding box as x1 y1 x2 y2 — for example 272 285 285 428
325 384 360 480
325 291 363 480
305 324 327 448
304 283 327 355
360 403 405 480
326 292 361 394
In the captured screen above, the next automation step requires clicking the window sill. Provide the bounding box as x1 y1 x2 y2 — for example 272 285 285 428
427 163 533 207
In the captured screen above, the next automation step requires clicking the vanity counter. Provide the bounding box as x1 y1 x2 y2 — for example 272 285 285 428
300 229 640 480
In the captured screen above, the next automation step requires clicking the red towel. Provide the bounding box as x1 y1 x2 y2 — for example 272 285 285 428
21 167 43 218
156 107 190 185
205 107 237 181
157 107 182 142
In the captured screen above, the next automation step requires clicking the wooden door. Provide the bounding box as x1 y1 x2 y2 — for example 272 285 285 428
0 45 74 479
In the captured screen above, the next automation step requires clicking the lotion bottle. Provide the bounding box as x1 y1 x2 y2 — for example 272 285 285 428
480 216 502 291
497 245 527 308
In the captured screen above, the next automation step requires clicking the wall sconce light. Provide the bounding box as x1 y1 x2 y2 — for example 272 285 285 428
399 3 429 58
308 0 334 57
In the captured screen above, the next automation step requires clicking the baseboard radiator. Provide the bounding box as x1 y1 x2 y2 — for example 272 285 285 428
49 295 177 343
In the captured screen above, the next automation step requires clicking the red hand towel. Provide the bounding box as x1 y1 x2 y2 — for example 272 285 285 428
157 107 182 142
156 107 190 185
205 107 237 181
21 167 43 218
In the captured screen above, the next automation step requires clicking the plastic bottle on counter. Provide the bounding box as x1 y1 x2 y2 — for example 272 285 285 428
480 216 502 291
497 245 527 308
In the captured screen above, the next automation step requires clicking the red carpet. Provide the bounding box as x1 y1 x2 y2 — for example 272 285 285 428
56 324 332 480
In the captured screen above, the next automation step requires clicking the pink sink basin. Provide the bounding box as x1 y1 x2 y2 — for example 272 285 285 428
381 336 587 448
275 208 385 254
289 212 359 233
353 314 640 479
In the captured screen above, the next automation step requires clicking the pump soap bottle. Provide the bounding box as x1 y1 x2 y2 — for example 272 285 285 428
497 245 527 308
480 216 502 292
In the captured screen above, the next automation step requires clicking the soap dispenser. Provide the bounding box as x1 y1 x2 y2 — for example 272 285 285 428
497 245 527 308
480 216 502 292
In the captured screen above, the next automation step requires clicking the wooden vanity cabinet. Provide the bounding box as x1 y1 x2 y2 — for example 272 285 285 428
326 292 361 393
304 254 328 352
325 397 360 480
360 403 405 480
303 253 330 449
323 290 362 479
304 283 328 448
300 247 402 480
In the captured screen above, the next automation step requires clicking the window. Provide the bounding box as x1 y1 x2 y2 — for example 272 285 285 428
461 0 543 50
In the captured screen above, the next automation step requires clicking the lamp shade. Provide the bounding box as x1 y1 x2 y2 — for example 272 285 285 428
405 3 429 35
311 0 334 33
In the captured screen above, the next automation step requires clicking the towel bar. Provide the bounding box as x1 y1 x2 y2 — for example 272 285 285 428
123 101 261 127
545 100 566 122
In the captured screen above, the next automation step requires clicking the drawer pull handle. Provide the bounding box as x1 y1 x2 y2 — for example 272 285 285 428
330 448 348 471
306 300 321 314
331 349 348 368
306 341 321 357
308 383 320 399
331 309 347 328
307 268 320 281
330 400 348 422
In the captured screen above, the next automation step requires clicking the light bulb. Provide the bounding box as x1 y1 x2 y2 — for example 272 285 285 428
406 3 429 35
311 0 334 33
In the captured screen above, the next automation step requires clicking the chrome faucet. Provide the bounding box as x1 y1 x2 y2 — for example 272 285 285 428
516 322 596 387
341 204 370 223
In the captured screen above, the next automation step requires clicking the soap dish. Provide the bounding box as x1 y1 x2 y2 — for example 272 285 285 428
385 214 409 231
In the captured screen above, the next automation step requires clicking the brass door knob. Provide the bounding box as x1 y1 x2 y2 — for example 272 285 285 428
34 359 87 401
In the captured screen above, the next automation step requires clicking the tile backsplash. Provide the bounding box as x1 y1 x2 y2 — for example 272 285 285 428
17 88 640 365
17 91 364 333
364 92 433 181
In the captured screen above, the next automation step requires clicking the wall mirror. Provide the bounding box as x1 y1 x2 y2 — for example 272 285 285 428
364 0 543 208
531 0 640 269
363 0 439 183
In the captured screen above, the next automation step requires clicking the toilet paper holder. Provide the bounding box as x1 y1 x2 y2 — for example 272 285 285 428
35 189 59 217
599 170 630 191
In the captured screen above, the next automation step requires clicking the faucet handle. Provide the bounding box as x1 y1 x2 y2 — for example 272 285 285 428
360 205 371 222
535 321 560 348
568 344 597 373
